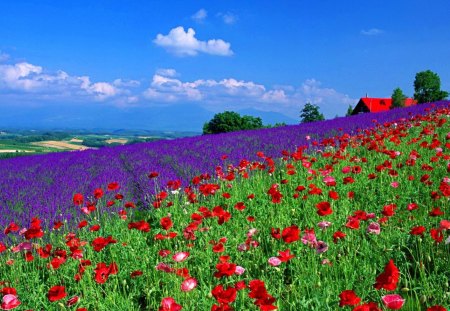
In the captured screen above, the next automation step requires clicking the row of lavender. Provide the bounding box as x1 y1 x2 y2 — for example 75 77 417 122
0 101 448 238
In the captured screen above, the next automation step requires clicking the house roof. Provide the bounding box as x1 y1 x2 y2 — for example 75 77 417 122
359 97 417 113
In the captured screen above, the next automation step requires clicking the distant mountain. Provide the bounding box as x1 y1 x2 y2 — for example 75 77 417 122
237 108 297 126
0 104 213 132
0 104 296 132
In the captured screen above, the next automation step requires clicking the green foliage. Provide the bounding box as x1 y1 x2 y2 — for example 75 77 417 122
391 87 407 109
345 104 354 116
300 102 325 123
82 137 108 148
413 70 448 104
203 111 263 134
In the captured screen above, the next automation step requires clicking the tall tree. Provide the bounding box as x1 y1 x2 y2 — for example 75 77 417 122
413 70 448 104
300 103 325 123
203 111 263 134
345 104 354 116
391 87 407 109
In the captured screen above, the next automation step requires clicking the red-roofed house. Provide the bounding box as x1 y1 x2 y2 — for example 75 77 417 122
351 97 417 115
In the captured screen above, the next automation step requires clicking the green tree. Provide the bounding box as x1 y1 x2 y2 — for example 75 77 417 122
203 111 263 134
300 102 325 123
391 87 407 109
345 104 354 116
413 70 448 104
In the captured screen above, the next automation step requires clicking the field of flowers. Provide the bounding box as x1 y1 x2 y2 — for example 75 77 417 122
0 101 449 237
0 102 449 310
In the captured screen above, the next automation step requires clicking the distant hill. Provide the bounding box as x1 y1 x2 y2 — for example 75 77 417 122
0 104 296 132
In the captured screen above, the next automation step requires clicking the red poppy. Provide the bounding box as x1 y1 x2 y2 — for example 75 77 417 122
345 217 360 230
124 201 135 208
77 220 88 229
160 217 173 230
374 259 399 291
130 270 143 278
94 262 118 284
281 225 300 243
1 288 17 296
107 182 120 191
0 242 7 253
352 302 381 311
329 191 339 200
91 236 117 252
24 217 44 240
73 193 84 206
47 285 67 302
430 228 443 243
212 284 237 304
128 220 150 232
277 249 295 262
93 188 103 199
214 262 237 278
4 222 19 235
382 204 397 217
90 224 100 232
234 202 246 211
316 201 333 216
339 290 361 306
53 221 63 230
212 243 225 253
429 207 445 217
333 231 346 243
410 226 426 236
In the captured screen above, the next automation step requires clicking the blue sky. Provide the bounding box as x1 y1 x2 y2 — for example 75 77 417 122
1 0 449 130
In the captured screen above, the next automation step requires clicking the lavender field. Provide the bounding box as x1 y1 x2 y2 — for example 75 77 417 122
0 101 448 238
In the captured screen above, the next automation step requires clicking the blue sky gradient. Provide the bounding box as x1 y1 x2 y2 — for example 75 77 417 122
1 0 449 130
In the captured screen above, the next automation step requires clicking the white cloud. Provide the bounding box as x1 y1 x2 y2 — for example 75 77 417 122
261 89 288 103
0 62 44 90
156 68 178 77
361 28 384 36
192 9 207 23
143 72 356 118
0 61 134 102
218 12 238 25
153 26 233 57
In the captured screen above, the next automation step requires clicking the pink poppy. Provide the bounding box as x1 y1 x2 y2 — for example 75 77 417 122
367 222 381 235
268 257 282 267
172 252 190 262
1 294 21 310
382 294 405 310
181 278 198 292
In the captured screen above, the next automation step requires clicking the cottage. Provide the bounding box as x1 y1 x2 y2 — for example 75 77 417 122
351 97 417 115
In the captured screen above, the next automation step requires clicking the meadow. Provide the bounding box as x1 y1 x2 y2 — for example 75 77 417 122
0 101 449 310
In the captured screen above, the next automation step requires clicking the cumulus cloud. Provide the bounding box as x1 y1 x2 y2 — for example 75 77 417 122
360 28 384 36
192 9 207 23
153 26 233 56
217 12 238 25
0 61 134 102
0 62 44 90
143 71 356 118
156 68 178 77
